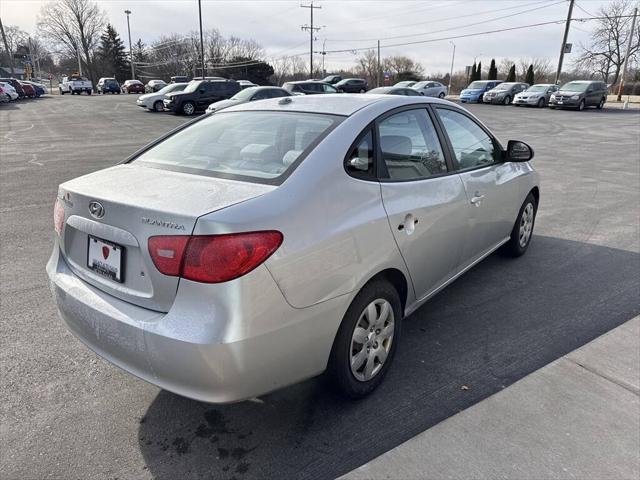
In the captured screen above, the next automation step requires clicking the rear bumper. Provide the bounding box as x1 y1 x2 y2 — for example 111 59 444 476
47 244 348 403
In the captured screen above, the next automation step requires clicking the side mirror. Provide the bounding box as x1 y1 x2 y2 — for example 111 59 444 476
348 156 370 171
506 140 534 162
587 88 593 93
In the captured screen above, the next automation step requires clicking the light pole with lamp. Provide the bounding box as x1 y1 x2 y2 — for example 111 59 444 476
124 10 134 79
448 41 455 95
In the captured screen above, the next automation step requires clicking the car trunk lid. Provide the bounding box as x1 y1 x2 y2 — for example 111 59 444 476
57 164 274 312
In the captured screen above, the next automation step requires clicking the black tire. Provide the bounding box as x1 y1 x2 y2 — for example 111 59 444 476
87 90 91 95
326 279 402 399
597 97 605 109
577 99 585 111
60 89 65 95
182 101 196 115
153 100 164 112
438 91 445 98
504 95 512 105
502 193 537 257
537 98 545 108
477 96 483 104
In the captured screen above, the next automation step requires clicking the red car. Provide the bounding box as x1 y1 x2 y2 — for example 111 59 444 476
19 82 36 98
122 79 145 94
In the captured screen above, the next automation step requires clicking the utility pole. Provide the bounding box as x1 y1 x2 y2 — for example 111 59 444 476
198 0 206 78
448 41 456 95
0 17 15 76
377 40 381 87
124 10 135 79
617 7 638 101
27 37 34 80
555 0 574 84
76 44 83 76
301 1 321 78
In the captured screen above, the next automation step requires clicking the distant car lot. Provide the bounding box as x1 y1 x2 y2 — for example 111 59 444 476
1 94 639 480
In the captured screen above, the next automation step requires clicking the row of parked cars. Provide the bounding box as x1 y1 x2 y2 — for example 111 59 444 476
460 79 609 110
0 77 48 103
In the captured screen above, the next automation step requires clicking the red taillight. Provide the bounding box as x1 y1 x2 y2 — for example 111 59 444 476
54 198 65 235
148 231 283 283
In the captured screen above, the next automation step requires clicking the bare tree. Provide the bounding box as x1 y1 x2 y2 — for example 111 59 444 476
37 0 106 84
577 0 640 85
356 49 379 86
517 57 553 83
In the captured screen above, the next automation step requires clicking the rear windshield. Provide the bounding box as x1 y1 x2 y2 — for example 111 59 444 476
132 111 342 184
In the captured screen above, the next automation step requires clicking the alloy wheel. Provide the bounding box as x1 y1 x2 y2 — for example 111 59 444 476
518 202 534 248
350 299 395 382
183 102 195 115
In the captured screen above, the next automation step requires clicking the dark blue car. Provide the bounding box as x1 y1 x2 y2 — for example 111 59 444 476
23 81 47 97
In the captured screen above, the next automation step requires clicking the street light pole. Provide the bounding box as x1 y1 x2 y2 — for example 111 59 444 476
124 10 134 79
448 41 456 95
198 0 205 78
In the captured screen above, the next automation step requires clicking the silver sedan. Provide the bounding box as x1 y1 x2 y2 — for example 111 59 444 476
47 94 540 403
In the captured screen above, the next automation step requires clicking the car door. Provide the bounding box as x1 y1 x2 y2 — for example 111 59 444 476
377 107 469 300
433 106 521 266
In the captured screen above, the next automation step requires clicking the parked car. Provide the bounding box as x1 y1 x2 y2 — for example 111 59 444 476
163 79 241 115
122 79 145 94
47 94 540 403
0 78 26 99
0 85 10 103
335 78 368 93
394 81 417 88
322 74 342 84
170 75 191 83
282 81 339 95
24 81 48 96
0 81 19 101
459 80 503 103
59 75 93 95
145 79 167 93
237 80 258 90
366 87 423 96
97 78 121 94
483 82 529 105
136 82 189 112
513 84 558 107
205 86 290 113
549 80 608 110
19 82 37 98
412 80 447 98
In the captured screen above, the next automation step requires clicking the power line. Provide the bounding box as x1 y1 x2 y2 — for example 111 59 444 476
322 15 635 54
327 0 554 42
328 0 565 44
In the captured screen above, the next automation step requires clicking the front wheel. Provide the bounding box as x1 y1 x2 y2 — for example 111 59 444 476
502 193 537 257
503 95 512 105
326 280 402 399
578 99 585 111
597 97 605 109
153 100 164 112
87 90 91 95
537 98 545 108
182 101 195 115
438 91 445 99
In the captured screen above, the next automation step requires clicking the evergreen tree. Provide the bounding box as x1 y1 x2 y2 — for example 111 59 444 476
132 38 147 64
470 62 477 82
506 64 516 82
476 61 482 80
525 64 535 85
97 24 130 82
488 59 497 80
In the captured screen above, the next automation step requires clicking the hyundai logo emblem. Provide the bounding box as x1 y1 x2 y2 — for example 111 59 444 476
88 201 105 219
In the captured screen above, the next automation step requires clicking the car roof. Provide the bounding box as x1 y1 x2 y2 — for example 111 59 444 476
224 93 450 116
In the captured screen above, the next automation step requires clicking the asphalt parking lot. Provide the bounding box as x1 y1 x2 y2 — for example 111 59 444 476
1 94 639 480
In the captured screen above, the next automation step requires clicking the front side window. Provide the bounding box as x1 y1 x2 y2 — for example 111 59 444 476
345 129 374 179
133 111 341 184
436 108 498 170
378 109 447 181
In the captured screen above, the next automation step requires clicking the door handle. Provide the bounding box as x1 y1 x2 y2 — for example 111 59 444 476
398 215 419 233
470 194 485 206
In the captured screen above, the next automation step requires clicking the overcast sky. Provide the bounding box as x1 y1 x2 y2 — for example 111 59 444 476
2 0 617 74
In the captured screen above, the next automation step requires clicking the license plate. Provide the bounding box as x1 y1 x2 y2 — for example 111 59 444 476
87 236 124 282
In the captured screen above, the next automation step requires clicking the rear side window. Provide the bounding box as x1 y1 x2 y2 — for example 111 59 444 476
378 109 447 180
133 111 342 185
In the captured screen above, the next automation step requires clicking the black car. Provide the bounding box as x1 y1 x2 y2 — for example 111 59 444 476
548 80 608 110
282 81 338 95
335 78 368 93
366 87 423 96
163 79 241 115
322 74 342 84
0 78 25 99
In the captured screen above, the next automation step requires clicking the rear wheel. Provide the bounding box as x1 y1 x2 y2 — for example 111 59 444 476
327 280 402 399
537 98 545 108
597 97 605 109
438 91 445 99
359 88 366 93
182 101 195 115
153 100 164 112
503 193 537 257
87 90 91 95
